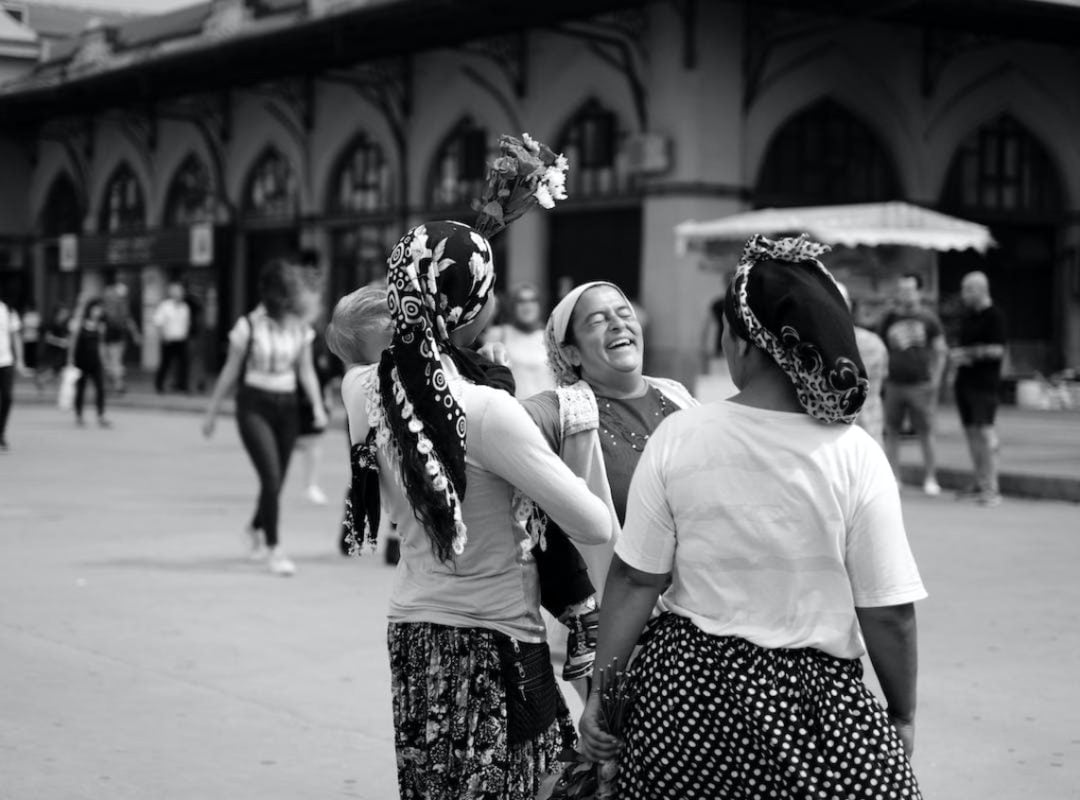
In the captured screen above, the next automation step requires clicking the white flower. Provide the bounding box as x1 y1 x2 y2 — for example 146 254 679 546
522 132 540 154
534 183 554 209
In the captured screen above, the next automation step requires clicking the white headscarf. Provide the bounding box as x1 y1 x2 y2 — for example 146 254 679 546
543 281 630 386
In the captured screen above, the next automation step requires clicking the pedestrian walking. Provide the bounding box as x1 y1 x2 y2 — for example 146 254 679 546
481 283 556 399
19 302 42 391
578 234 926 800
0 292 29 451
202 259 327 576
153 281 192 394
101 271 140 394
42 305 72 385
339 221 610 800
879 273 947 494
952 271 1007 506
68 298 111 428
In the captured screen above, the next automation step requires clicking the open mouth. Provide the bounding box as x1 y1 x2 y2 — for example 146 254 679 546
606 337 636 351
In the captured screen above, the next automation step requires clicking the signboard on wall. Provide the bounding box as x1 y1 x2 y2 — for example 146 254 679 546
190 223 214 266
59 234 78 271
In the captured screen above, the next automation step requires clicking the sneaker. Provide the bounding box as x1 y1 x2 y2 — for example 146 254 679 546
922 478 941 497
305 485 328 505
955 484 980 501
976 491 1002 507
561 608 599 682
268 548 296 576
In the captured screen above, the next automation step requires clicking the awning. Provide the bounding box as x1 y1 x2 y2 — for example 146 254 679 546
675 201 995 256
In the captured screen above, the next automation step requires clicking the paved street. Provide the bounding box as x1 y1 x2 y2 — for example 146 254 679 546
2 404 1079 799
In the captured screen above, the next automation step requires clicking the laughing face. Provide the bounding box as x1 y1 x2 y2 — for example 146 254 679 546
564 285 643 383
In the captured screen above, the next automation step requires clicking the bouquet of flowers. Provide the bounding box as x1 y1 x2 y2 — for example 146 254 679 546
550 660 636 800
473 133 568 238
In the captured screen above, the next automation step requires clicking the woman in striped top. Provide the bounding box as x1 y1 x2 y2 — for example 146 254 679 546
203 259 327 576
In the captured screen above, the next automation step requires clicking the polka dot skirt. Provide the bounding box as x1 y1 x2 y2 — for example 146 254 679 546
617 614 922 800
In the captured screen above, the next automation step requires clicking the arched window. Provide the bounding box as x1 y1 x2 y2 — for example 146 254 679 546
243 146 298 219
328 133 393 215
164 154 217 227
40 173 83 236
99 163 146 233
556 99 634 199
942 114 1062 217
755 99 900 207
427 117 490 209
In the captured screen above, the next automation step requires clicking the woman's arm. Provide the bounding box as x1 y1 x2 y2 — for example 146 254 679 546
296 339 328 429
578 555 668 761
66 320 81 365
474 391 610 545
202 339 247 438
856 603 918 755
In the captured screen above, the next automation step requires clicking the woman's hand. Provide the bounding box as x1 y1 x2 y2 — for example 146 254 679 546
477 341 510 366
201 415 216 439
889 710 915 757
578 691 620 763
312 404 329 431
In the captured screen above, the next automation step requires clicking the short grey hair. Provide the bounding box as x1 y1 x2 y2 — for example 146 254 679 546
326 284 390 366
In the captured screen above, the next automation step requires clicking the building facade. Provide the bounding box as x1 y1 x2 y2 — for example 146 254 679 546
1 0 1079 386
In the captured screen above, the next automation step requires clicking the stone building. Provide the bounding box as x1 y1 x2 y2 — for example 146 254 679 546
0 0 1079 386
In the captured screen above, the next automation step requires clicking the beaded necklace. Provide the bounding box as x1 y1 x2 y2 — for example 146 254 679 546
597 386 672 453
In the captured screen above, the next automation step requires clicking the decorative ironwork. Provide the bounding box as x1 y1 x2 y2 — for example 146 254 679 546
164 153 218 227
159 93 233 218
460 32 529 98
920 28 1001 98
40 173 84 236
38 118 94 210
427 117 490 210
243 146 299 219
755 98 900 207
99 162 147 233
328 132 393 215
741 4 832 111
553 9 650 131
942 114 1063 216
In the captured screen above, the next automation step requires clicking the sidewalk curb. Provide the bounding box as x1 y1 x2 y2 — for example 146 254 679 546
900 464 1080 504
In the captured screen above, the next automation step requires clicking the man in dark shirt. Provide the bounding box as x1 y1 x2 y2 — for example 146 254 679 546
951 271 1007 506
879 274 947 494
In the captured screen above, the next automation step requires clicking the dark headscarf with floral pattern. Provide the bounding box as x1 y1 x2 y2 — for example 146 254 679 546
378 221 496 560
724 234 868 424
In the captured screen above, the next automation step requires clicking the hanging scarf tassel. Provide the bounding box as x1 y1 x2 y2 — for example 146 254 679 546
341 436 382 556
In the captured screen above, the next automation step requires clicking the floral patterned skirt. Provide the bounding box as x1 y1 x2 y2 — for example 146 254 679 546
388 621 576 800
618 613 922 800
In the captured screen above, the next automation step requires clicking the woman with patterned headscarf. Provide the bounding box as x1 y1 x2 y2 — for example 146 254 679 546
578 235 927 800
338 220 610 800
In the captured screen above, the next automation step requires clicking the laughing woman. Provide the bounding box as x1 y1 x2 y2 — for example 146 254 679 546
339 221 610 800
579 235 927 800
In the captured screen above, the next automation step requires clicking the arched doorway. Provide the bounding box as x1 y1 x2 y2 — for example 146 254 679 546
241 146 300 311
547 98 642 304
325 131 398 305
424 117 508 290
939 114 1065 374
39 173 84 313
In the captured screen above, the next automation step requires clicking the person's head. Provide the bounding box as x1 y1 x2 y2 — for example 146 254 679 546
379 220 496 562
82 297 104 321
54 305 71 323
507 283 543 331
896 273 923 311
960 270 991 310
723 234 868 424
258 258 300 320
167 281 185 302
326 285 392 366
545 281 644 391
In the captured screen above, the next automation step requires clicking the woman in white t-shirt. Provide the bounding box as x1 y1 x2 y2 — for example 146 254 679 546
578 235 927 800
482 283 555 399
202 259 327 576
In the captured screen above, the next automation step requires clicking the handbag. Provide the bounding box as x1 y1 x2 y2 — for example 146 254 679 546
497 636 559 745
57 365 81 411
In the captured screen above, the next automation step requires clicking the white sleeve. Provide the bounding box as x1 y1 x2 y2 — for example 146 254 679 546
227 316 251 351
472 390 610 546
846 443 928 607
614 424 677 574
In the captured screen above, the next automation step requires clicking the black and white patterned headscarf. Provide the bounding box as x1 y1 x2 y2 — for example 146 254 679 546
376 221 496 560
725 234 868 424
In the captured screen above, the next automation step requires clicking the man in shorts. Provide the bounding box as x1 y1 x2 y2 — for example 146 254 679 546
952 271 1007 507
879 273 947 494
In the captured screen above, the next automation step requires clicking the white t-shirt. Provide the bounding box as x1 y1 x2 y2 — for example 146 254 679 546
228 306 314 393
0 302 20 368
153 299 191 342
617 400 927 660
